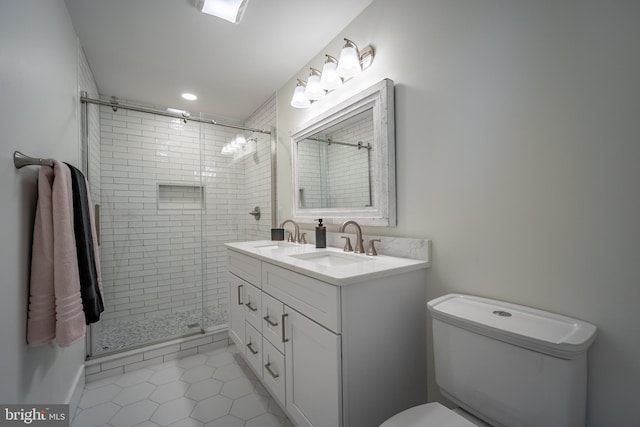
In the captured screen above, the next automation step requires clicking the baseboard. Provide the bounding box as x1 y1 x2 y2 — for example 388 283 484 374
66 363 85 420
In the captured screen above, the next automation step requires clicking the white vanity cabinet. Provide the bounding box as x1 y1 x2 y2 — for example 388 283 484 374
227 244 428 427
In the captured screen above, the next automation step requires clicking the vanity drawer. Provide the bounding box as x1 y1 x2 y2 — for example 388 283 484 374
244 282 262 333
245 322 263 377
262 338 286 406
262 292 285 353
262 262 341 333
229 250 262 287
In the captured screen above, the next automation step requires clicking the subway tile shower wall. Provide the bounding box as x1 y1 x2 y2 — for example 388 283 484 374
96 96 275 328
243 93 275 240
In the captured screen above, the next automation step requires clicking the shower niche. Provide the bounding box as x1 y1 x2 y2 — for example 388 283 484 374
157 184 205 210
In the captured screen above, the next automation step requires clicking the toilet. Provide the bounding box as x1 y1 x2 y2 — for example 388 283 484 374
381 294 597 427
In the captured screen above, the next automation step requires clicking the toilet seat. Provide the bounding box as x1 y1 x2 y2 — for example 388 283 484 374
380 402 478 427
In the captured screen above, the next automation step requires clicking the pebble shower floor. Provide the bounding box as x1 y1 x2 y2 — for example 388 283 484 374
94 306 228 355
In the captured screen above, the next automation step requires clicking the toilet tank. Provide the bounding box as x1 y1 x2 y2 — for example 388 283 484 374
428 294 597 427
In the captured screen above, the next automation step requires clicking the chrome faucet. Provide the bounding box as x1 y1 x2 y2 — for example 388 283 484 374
339 220 365 254
279 219 300 243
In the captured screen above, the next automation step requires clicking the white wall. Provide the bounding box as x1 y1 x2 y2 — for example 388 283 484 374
276 0 640 425
0 0 85 405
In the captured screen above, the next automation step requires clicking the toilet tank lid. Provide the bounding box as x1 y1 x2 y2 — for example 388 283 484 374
428 294 597 359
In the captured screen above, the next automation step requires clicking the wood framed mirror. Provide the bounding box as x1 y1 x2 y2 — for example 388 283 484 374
291 79 395 226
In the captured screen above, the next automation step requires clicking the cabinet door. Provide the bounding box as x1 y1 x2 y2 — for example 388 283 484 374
244 282 262 332
262 292 285 353
285 307 342 427
228 273 245 349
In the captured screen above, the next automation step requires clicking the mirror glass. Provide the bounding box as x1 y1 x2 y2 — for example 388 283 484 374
291 79 395 226
297 108 373 209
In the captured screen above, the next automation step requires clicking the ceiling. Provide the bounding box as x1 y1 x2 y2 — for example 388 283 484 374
64 0 375 121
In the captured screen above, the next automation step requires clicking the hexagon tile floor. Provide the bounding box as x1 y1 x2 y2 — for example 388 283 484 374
72 345 294 427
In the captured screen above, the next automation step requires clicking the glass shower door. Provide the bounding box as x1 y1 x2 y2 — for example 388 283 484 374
90 107 207 355
85 100 271 357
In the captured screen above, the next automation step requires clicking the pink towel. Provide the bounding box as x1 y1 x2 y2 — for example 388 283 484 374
27 161 86 347
27 166 56 344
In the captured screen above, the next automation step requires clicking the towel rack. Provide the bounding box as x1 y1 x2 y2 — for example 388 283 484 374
13 151 54 169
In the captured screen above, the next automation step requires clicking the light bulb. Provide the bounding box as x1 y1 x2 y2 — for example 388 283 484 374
304 69 325 100
291 80 311 108
336 39 361 78
198 0 248 23
320 55 342 90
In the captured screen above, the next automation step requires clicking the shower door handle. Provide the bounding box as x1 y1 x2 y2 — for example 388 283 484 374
94 204 101 246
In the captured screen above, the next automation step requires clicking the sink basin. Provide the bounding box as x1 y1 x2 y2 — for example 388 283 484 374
288 251 372 267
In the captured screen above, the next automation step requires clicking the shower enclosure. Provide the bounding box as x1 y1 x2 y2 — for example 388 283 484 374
82 95 274 357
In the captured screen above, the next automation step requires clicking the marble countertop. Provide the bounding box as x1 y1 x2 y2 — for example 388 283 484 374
226 240 429 286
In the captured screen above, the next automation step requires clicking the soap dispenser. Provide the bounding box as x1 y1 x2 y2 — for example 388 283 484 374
315 218 326 248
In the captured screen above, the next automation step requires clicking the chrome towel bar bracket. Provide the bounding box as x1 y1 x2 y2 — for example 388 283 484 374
13 151 54 169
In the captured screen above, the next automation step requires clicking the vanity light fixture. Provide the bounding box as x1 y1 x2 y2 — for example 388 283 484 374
304 68 326 100
319 55 342 90
290 79 312 109
336 38 361 78
197 0 249 24
290 37 374 109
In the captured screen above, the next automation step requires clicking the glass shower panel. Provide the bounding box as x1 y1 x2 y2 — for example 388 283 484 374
198 114 274 331
93 107 208 355
198 119 244 332
86 98 271 356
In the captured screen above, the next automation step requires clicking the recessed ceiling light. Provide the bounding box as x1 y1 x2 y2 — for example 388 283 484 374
182 93 197 101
